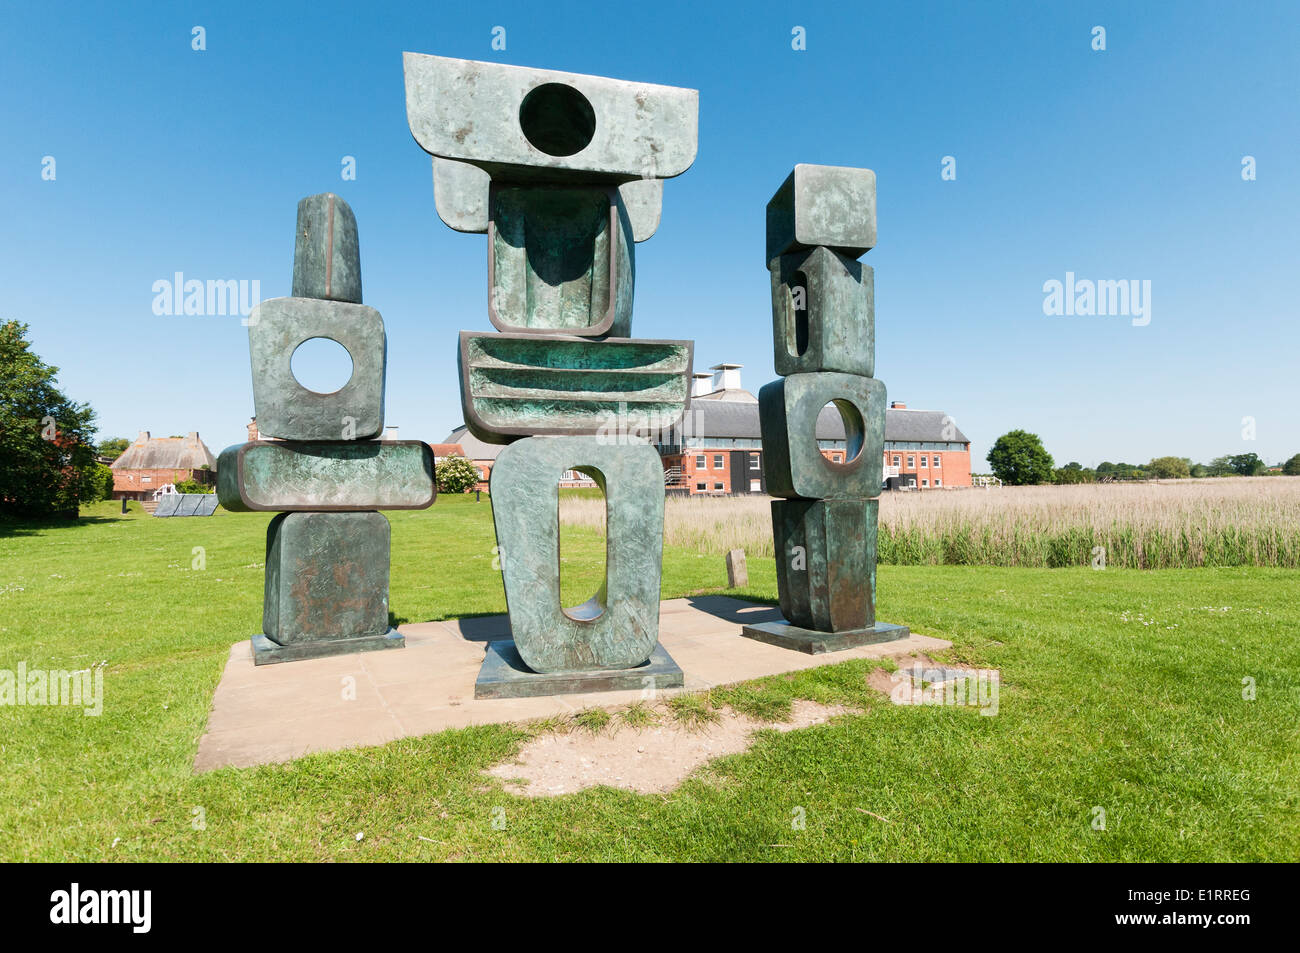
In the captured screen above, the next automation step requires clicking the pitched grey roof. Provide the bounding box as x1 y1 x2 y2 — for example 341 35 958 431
443 425 508 461
445 401 968 453
882 408 969 443
680 398 967 443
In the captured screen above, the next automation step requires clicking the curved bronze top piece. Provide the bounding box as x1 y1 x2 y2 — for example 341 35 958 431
403 52 699 182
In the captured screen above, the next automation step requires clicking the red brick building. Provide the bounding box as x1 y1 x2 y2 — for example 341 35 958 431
440 364 971 496
110 431 218 501
659 364 971 494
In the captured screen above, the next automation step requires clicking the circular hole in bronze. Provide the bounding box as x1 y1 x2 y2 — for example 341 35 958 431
519 83 597 157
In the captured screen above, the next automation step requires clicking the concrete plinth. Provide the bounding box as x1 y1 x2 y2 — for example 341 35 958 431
251 629 405 666
739 619 909 655
474 640 683 699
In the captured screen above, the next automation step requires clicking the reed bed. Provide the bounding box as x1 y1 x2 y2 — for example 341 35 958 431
559 477 1300 569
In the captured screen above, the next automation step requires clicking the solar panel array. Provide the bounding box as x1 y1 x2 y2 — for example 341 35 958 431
153 493 220 517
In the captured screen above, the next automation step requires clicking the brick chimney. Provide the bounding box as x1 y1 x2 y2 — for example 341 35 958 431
890 401 907 409
136 430 150 444
247 417 260 442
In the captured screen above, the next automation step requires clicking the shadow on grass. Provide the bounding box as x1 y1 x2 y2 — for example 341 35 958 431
0 515 130 538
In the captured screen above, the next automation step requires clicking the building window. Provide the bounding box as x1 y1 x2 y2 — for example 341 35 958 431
714 482 724 491
935 479 942 487
713 455 724 469
696 455 706 469
695 482 706 491
142 476 152 483
933 455 941 468
921 478 928 487
920 456 928 468
892 456 901 467
907 455 915 469
750 479 761 492
749 452 760 469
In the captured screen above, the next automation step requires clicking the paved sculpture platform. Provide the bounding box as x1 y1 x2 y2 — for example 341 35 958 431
194 595 949 772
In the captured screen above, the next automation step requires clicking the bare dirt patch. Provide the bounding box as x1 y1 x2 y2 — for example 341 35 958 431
487 699 859 796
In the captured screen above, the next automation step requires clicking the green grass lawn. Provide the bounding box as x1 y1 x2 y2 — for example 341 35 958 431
1 497 1296 861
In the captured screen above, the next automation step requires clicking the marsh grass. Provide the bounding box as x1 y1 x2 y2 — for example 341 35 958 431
558 478 1300 569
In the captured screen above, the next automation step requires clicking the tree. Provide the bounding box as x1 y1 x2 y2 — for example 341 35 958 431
435 454 480 494
97 437 130 460
0 321 99 517
1146 456 1191 479
174 478 214 494
1228 453 1264 476
986 430 1055 485
1283 454 1300 476
1189 462 1208 478
86 463 114 501
1205 456 1235 477
1053 465 1095 484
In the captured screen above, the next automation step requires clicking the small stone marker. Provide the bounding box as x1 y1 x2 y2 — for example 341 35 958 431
725 548 748 588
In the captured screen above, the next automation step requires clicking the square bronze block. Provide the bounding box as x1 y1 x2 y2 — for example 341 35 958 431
770 246 874 377
489 436 665 674
758 372 886 500
263 511 391 646
771 498 879 633
766 164 877 264
248 296 386 441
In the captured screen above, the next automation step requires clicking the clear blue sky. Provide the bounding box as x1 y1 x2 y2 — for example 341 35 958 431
4 0 1297 468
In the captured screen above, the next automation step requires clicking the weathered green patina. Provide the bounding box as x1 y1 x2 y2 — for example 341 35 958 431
259 511 400 664
769 498 878 631
403 53 698 182
488 436 664 674
758 372 886 500
770 246 874 378
217 440 435 512
488 185 635 336
459 331 692 443
292 192 362 303
751 162 907 651
225 192 416 663
765 163 877 264
248 297 387 441
406 54 698 684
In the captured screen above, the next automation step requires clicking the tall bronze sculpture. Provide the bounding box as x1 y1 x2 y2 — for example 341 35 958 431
218 193 437 664
742 165 910 653
403 54 697 696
